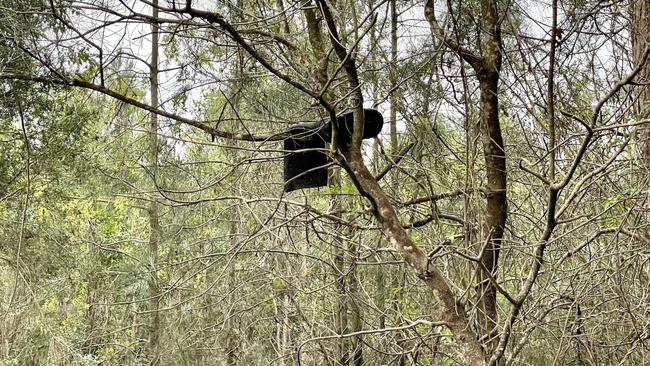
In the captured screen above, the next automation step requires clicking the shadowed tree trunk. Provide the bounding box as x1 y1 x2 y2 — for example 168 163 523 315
425 0 506 354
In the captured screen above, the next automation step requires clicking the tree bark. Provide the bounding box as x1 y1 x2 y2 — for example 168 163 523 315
389 0 398 160
302 4 351 363
331 170 350 365
474 0 506 352
367 0 387 343
348 257 363 366
147 0 161 363
632 0 650 170
425 0 506 353
388 3 407 363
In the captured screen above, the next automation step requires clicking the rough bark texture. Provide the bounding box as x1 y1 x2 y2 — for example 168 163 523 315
475 1 506 352
633 0 650 169
425 0 506 353
304 1 330 103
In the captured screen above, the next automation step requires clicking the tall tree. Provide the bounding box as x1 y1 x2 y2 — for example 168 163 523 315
425 0 506 353
146 0 162 362
633 0 650 169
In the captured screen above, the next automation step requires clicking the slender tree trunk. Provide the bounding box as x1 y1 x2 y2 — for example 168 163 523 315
368 1 387 346
330 169 349 365
303 0 330 103
424 0 505 356
348 235 363 366
281 288 291 364
147 1 161 363
272 285 284 366
303 4 350 363
387 3 408 363
83 262 100 355
632 0 650 169
473 0 506 356
389 0 398 161
460 57 479 334
225 220 238 366
225 4 245 360
5 102 30 360
475 69 505 352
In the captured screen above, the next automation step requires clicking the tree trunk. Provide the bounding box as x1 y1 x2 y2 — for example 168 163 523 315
367 3 388 350
225 223 238 366
388 3 407 362
475 69 505 352
348 235 363 366
330 169 349 365
147 1 161 363
633 0 650 169
302 5 351 363
389 0 398 161
424 0 506 353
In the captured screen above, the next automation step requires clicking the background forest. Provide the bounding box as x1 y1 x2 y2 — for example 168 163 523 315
1 0 649 365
